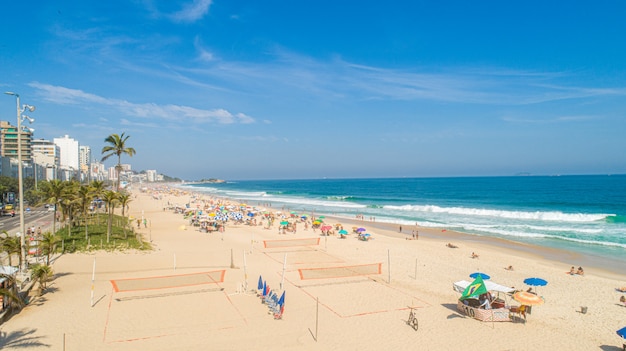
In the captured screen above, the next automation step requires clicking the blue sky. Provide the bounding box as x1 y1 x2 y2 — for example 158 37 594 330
1 1 625 180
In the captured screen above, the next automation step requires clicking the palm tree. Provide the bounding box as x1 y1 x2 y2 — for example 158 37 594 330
58 181 79 237
39 180 66 235
101 133 136 191
89 180 106 225
117 192 132 239
30 263 54 295
0 273 25 311
102 190 118 243
76 185 94 240
0 234 21 268
38 232 60 266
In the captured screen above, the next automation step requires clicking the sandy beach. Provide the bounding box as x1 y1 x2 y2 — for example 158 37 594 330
1 186 625 350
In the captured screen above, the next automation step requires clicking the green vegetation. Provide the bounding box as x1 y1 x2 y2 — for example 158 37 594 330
101 132 136 191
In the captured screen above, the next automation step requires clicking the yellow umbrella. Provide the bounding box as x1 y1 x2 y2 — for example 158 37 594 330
513 291 544 305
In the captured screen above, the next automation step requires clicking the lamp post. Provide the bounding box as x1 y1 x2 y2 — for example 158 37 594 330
5 92 35 272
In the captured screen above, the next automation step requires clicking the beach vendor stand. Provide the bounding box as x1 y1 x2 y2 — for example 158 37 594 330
453 275 515 322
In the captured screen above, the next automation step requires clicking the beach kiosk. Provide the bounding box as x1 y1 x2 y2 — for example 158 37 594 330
453 275 515 322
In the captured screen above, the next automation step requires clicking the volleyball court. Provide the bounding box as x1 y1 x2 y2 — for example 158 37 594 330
262 237 343 265
104 269 246 343
289 262 429 318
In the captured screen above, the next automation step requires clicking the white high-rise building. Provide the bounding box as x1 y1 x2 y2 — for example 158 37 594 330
146 169 157 182
79 145 91 168
32 138 60 181
79 145 91 182
54 135 80 180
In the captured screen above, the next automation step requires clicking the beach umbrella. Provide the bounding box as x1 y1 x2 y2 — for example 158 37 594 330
339 229 348 235
617 326 626 339
280 221 289 226
356 227 366 233
524 277 548 295
523 277 548 287
513 291 544 306
469 272 491 280
318 215 325 219
258 276 263 290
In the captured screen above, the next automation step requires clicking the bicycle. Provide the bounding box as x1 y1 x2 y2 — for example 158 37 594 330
406 307 418 331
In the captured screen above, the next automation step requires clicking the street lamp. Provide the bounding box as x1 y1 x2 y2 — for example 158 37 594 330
4 92 36 272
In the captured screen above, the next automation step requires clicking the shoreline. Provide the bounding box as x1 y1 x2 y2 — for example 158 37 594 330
2 186 625 350
321 213 626 280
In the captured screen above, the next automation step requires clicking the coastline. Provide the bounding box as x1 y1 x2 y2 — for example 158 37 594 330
1 186 625 350
323 214 626 280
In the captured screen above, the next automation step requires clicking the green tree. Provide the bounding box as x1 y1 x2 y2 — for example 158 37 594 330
38 232 60 266
0 273 25 311
76 185 94 240
117 192 132 239
39 180 66 235
102 190 118 243
58 181 79 236
30 263 54 292
0 232 20 267
101 133 136 191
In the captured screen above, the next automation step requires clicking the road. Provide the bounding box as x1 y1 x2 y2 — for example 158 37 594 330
0 206 55 236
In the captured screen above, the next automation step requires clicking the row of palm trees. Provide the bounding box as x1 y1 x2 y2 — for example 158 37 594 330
38 179 133 243
0 132 137 316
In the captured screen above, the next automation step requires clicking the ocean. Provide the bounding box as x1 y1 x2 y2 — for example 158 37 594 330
181 175 626 266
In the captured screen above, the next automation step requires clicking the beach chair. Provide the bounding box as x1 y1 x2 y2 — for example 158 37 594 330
509 305 527 323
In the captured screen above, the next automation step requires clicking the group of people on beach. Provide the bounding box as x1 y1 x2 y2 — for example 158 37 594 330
569 266 585 276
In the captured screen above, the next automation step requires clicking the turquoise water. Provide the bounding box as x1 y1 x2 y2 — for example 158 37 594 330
181 175 626 264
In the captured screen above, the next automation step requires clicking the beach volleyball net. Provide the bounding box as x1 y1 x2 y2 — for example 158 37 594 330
263 237 320 248
110 270 226 293
298 263 382 280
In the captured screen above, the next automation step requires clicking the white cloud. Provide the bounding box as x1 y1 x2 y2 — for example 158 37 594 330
169 0 212 23
29 82 255 125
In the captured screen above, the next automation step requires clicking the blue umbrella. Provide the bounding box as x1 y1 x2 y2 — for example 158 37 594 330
469 272 491 280
524 277 548 287
258 275 263 290
617 326 626 338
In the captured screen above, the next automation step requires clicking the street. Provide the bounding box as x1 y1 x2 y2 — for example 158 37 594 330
0 206 55 236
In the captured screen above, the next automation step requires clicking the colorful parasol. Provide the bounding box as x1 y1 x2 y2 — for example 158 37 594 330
513 291 544 305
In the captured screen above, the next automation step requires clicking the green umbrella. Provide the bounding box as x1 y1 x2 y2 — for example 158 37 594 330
280 221 289 226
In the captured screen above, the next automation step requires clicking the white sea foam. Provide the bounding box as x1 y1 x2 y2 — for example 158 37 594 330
383 204 612 223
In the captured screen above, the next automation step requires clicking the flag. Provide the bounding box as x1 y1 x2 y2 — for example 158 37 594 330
263 281 268 297
257 275 263 290
460 275 488 300
278 291 285 308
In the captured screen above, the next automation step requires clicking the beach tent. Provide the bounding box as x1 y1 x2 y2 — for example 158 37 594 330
453 279 515 295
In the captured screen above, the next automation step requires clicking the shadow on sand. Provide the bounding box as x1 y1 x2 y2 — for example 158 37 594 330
0 328 50 348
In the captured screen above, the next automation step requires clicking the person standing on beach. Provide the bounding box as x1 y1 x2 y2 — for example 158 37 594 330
399 225 402 233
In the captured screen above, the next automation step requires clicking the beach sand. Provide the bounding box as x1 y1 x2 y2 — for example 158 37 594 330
1 187 625 350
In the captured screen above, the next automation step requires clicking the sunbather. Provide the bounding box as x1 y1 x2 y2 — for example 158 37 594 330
446 243 458 248
471 252 479 259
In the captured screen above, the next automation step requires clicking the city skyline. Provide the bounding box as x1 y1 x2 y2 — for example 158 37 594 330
1 1 626 180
